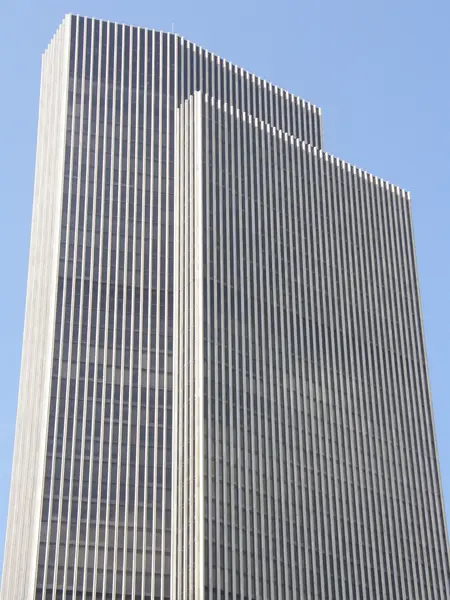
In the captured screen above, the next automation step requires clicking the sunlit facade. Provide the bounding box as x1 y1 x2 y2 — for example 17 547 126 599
1 14 449 600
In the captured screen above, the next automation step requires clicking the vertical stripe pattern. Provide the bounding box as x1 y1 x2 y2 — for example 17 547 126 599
2 13 449 600
1 19 71 600
174 92 450 599
2 15 320 600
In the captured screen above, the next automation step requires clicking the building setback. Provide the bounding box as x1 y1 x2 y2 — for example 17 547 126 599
1 13 449 600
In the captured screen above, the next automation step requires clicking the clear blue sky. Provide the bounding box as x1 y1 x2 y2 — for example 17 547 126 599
0 0 449 575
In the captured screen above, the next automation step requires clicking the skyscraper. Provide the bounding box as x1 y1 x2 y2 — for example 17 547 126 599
1 12 449 600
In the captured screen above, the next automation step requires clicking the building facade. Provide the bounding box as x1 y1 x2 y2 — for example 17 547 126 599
1 14 449 600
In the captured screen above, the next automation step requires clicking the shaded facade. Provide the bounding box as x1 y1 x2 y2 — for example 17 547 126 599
2 13 449 600
174 94 450 598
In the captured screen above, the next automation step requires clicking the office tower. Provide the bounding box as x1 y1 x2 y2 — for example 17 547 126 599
1 12 449 600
